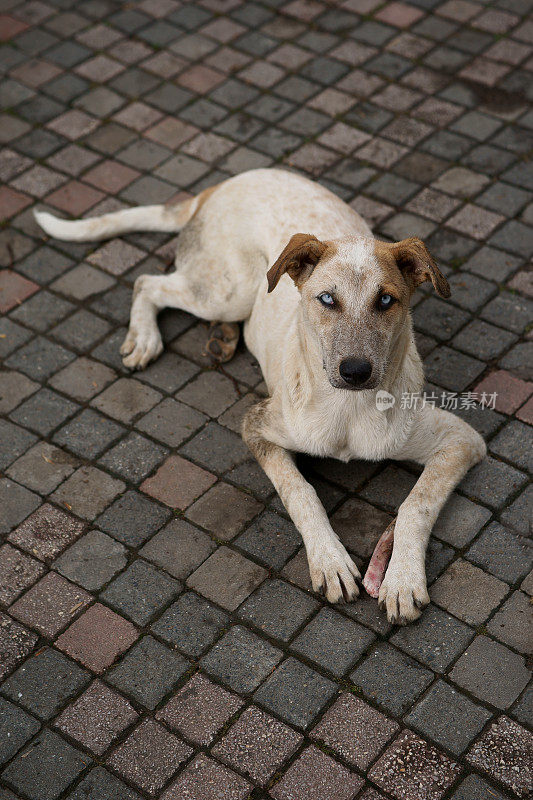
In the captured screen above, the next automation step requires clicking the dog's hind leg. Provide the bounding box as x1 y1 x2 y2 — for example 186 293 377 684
121 271 213 369
206 322 240 363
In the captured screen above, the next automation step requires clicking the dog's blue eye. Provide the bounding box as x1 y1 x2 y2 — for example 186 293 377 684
318 292 335 307
378 293 394 310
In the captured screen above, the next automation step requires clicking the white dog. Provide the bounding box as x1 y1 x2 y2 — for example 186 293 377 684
35 168 486 624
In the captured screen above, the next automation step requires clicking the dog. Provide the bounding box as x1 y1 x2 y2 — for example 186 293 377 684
35 168 486 624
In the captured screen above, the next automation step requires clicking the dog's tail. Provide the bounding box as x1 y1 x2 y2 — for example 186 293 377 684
33 187 214 243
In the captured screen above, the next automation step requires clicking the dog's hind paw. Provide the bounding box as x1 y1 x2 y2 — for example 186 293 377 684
206 321 240 363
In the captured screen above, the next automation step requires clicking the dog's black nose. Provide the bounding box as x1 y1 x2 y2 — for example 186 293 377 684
339 358 372 387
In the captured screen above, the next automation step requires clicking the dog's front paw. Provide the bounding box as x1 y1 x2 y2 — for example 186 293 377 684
378 562 429 625
120 328 163 370
308 541 361 604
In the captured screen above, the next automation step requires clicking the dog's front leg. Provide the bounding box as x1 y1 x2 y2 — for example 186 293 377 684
243 403 360 603
379 407 486 625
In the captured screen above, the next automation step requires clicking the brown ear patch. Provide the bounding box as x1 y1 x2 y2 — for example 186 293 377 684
267 233 327 293
387 237 450 298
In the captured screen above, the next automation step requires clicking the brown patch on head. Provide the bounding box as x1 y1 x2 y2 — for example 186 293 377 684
267 233 328 293
375 237 450 298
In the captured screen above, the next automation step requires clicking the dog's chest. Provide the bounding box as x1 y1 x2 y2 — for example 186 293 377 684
284 396 399 462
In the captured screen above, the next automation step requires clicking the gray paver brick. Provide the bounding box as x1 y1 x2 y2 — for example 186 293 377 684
254 657 337 729
101 559 180 626
291 607 375 677
54 530 127 591
187 546 266 611
0 696 40 767
200 624 283 694
237 578 319 642
450 635 530 709
139 519 215 579
151 591 229 658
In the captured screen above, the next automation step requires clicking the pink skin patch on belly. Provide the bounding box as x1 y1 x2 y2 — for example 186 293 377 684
362 519 395 598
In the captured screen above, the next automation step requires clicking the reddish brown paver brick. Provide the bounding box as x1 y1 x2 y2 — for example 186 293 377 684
8 504 84 562
516 395 533 425
311 693 399 770
83 160 140 193
0 269 39 313
0 612 37 681
141 454 216 509
369 731 462 800
0 13 29 39
186 482 263 540
0 186 32 219
45 180 105 215
466 716 532 798
271 745 363 800
0 544 46 605
161 754 252 800
107 719 192 796
56 603 138 673
10 571 92 638
213 705 303 785
156 672 244 745
474 370 533 415
376 2 425 27
55 679 138 755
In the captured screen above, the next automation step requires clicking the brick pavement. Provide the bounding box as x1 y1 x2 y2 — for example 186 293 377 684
0 0 532 798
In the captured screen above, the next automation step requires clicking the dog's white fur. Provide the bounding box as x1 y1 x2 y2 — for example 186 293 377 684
35 168 486 624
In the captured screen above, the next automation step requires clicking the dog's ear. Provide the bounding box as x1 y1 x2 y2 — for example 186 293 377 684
391 237 450 298
267 233 327 293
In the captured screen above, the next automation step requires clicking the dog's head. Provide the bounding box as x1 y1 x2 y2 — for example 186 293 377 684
267 233 449 391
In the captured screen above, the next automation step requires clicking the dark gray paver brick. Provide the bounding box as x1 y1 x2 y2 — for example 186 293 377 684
7 441 78 494
5 335 74 381
0 544 45 605
187 546 266 611
430 559 509 625
291 607 375 677
139 518 215 579
406 680 491 755
51 465 125 520
136 397 207 447
391 604 474 672
152 591 229 658
0 419 37 471
180 420 250 472
55 530 127 591
1 647 89 720
1 730 86 800
200 624 282 694
101 559 180 626
487 591 532 654
53 408 126 459
254 657 337 729
0 612 38 682
107 635 189 709
466 522 533 584
99 431 168 483
450 636 530 709
96 490 171 547
66 767 143 800
234 510 301 570
350 643 434 716
10 388 79 437
450 775 511 800
0 697 40 766
0 479 40 535
459 457 528 510
186 481 263 540
237 578 319 642
432 494 491 548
